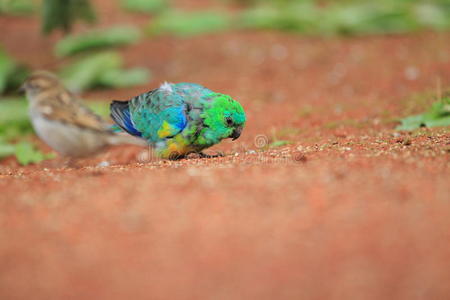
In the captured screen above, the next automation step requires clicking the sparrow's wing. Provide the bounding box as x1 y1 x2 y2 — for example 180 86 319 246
39 91 110 132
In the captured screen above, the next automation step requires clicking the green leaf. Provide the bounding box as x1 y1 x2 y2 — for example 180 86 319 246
397 97 450 130
237 0 450 35
98 68 150 88
59 51 123 92
396 114 425 131
0 97 34 140
0 47 30 95
0 47 16 94
55 26 141 57
238 3 317 32
0 134 53 165
14 141 54 165
42 0 96 34
59 51 150 91
424 116 450 128
414 3 450 30
120 0 169 14
0 141 15 159
0 97 29 123
147 10 231 37
0 0 35 16
269 140 292 148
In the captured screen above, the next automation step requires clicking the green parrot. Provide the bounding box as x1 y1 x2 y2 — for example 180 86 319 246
110 82 246 159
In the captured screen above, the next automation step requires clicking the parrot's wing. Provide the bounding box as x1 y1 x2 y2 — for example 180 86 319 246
110 88 188 142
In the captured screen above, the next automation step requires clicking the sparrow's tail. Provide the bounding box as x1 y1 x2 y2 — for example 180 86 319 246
106 132 148 147
110 100 142 137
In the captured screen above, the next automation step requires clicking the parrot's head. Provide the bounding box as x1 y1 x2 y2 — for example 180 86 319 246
196 93 246 147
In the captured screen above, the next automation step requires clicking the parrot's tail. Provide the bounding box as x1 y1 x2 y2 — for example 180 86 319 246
110 100 142 137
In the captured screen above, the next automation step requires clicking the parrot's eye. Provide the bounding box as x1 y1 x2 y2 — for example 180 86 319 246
225 117 233 126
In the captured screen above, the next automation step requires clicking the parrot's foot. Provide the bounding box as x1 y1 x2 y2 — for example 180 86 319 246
185 151 224 159
199 151 224 158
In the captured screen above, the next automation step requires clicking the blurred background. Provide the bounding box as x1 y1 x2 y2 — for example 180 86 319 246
1 1 450 299
0 0 449 165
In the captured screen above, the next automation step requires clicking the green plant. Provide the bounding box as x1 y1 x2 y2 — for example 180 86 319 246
0 98 54 165
0 0 35 15
55 26 141 57
269 140 292 148
266 127 297 148
0 98 34 140
237 0 450 35
397 96 450 130
59 51 150 92
0 138 55 165
42 0 96 34
147 10 231 37
0 47 29 95
99 68 150 88
120 0 169 14
14 141 55 165
238 3 317 32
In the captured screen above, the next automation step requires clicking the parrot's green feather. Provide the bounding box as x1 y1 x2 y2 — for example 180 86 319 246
197 93 245 146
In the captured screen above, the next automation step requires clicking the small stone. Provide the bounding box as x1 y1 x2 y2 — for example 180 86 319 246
404 66 420 81
271 44 288 61
187 168 201 176
292 152 307 163
397 138 412 146
97 161 110 168
137 151 150 162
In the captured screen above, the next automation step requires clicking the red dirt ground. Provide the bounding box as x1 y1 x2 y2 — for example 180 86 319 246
0 1 449 299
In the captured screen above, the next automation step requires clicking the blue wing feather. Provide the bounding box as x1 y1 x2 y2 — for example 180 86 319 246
110 100 142 137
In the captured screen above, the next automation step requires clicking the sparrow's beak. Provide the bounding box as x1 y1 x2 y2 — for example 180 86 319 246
230 126 243 141
18 83 27 93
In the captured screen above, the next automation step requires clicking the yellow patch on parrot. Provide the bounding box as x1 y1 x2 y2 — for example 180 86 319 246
158 134 195 158
157 121 176 138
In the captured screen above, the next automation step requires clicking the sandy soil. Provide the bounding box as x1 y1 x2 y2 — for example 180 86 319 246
0 1 449 299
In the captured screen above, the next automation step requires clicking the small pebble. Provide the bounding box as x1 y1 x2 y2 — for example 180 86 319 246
137 151 151 162
97 161 110 168
404 66 420 81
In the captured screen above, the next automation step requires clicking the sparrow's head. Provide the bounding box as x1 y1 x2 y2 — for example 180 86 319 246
20 71 62 98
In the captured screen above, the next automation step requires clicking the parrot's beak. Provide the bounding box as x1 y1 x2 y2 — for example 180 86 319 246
230 126 243 141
